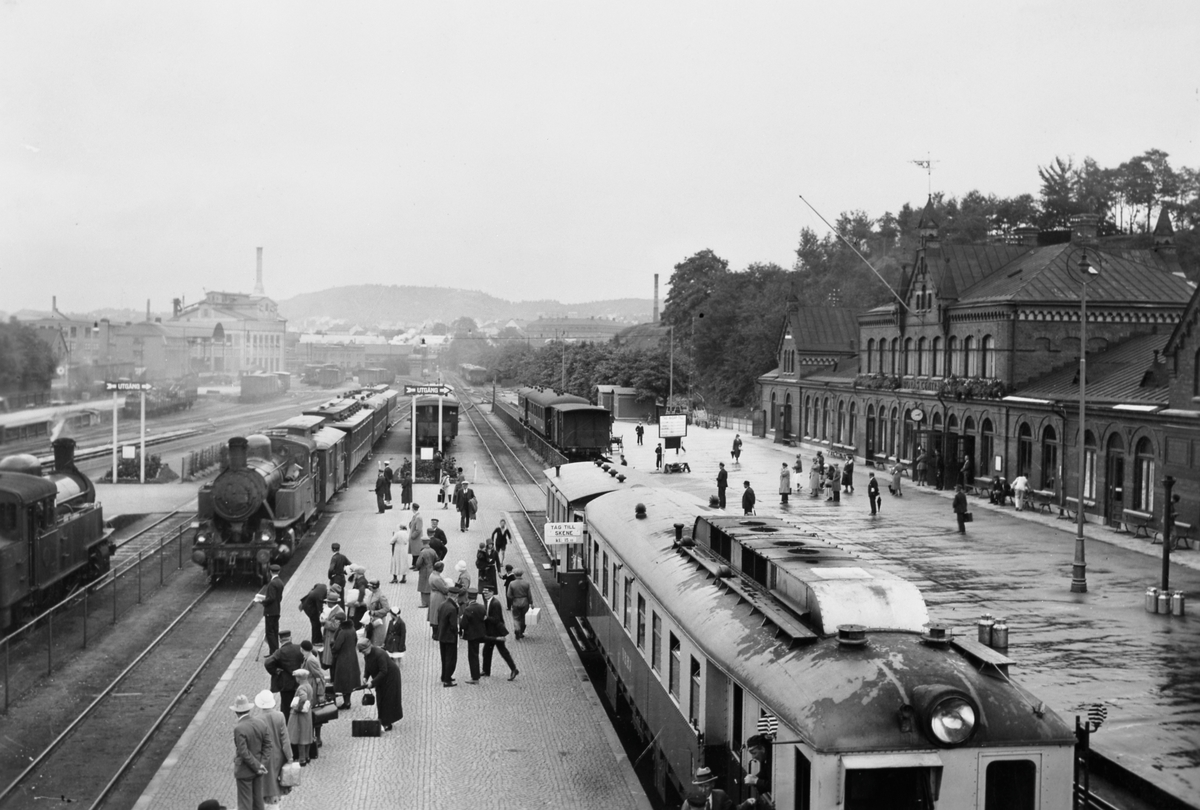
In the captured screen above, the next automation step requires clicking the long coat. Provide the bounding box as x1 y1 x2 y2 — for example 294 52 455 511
320 604 346 667
233 713 272 781
778 467 792 495
258 708 291 802
400 475 413 504
428 572 449 628
330 624 361 695
383 614 407 654
407 512 425 557
286 681 314 746
366 592 391 646
416 546 438 594
809 467 822 495
455 569 472 610
363 645 403 726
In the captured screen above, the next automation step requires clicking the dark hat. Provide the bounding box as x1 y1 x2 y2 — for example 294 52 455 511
368 579 380 588
331 542 341 550
279 630 292 640
324 595 338 603
269 564 281 573
692 766 717 785
198 801 228 810
467 588 479 597
481 582 494 592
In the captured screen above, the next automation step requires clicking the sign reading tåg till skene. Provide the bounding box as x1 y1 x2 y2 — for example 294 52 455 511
544 522 583 545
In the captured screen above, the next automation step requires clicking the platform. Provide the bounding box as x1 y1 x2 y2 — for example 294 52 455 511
133 431 650 810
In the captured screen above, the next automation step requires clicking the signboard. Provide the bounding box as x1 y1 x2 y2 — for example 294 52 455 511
122 445 136 459
659 413 688 438
404 384 453 397
544 522 583 545
105 381 152 392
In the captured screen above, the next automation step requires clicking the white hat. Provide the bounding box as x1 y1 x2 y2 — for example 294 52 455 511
254 690 276 710
455 560 468 572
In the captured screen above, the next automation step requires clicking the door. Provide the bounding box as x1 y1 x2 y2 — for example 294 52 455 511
1105 435 1125 527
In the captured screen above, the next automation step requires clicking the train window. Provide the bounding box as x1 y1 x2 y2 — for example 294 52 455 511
651 613 662 672
602 552 609 599
0 502 15 533
688 657 701 726
622 578 632 631
668 634 681 699
795 751 811 810
984 760 1036 810
845 767 939 809
730 685 743 753
592 539 599 582
636 595 646 649
611 563 619 610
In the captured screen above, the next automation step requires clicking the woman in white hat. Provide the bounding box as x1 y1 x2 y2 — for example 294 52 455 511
286 669 314 765
453 560 472 610
254 690 292 806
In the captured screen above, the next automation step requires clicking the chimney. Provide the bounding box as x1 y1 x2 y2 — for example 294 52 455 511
172 297 182 317
1070 213 1099 244
229 436 249 469
53 437 77 471
254 247 265 295
146 299 151 322
653 273 659 323
52 295 57 314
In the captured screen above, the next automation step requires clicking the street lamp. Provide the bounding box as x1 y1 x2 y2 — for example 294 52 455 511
1071 251 1099 594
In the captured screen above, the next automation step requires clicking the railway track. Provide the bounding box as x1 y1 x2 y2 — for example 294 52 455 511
0 583 259 810
111 510 197 562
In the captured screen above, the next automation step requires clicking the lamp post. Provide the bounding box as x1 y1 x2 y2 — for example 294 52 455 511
668 324 674 405
1071 251 1097 594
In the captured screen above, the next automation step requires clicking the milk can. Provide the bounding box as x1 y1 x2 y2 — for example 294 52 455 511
977 614 994 647
1158 591 1170 614
1172 591 1186 617
1145 587 1160 613
991 618 1009 649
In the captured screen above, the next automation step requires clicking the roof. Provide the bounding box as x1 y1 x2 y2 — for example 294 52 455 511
786 306 859 354
0 471 58 503
517 388 589 408
865 244 1030 315
1014 333 1170 405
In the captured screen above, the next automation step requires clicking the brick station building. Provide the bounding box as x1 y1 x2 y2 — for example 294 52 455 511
759 202 1200 533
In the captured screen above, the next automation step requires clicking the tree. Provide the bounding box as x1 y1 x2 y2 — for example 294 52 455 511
0 320 58 392
661 249 729 330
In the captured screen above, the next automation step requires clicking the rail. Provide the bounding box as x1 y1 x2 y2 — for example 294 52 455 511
0 514 196 711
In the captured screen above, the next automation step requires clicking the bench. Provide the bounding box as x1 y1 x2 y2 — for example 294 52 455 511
663 462 691 474
1030 490 1056 514
1153 520 1194 550
974 476 994 498
1060 496 1095 523
609 435 623 449
1122 509 1156 538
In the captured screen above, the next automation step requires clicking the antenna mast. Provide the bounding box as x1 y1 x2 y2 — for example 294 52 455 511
910 152 939 196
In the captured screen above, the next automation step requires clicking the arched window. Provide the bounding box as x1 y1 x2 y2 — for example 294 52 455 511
849 402 858 446
889 407 899 456
903 338 914 376
878 340 885 374
802 395 811 436
920 284 928 310
948 336 960 376
1133 437 1155 512
770 392 777 430
866 404 876 456
981 418 994 474
837 400 846 443
932 336 942 377
1083 430 1097 500
964 335 977 376
890 338 899 375
982 335 995 378
822 397 830 440
1041 425 1058 490
1017 423 1033 477
917 337 928 376
866 338 875 373
784 392 792 435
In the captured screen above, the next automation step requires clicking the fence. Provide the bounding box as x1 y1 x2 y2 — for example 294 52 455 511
0 522 193 712
714 415 755 434
182 442 227 480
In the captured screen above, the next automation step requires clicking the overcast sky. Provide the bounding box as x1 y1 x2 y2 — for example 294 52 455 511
2 1 1198 315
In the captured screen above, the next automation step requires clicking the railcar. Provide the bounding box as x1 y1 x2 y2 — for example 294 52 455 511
329 407 376 473
303 397 362 425
517 387 610 460
357 367 395 386
413 392 459 451
460 363 489 385
239 372 282 403
0 439 113 628
317 365 342 388
576 480 1075 810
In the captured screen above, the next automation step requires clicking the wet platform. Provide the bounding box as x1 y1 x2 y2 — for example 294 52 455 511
95 482 198 516
132 429 651 810
609 419 1200 807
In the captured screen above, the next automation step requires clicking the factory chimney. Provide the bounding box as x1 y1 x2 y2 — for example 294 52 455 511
146 299 151 322
653 273 659 323
254 247 265 295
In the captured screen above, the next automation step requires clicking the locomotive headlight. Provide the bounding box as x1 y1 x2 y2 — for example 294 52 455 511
195 533 208 544
259 529 273 543
912 685 979 747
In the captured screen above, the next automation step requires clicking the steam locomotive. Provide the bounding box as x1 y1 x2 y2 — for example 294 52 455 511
554 464 1075 809
0 438 113 629
191 389 399 581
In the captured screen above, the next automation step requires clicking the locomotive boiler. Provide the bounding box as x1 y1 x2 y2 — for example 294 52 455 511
191 434 317 581
0 438 112 628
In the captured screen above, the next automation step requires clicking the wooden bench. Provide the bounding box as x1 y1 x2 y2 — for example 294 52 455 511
974 476 994 498
1122 508 1156 539
1060 496 1095 522
1030 490 1056 514
1153 520 1194 550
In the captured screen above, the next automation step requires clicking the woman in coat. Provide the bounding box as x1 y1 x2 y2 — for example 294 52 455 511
891 464 904 497
366 583 391 646
320 595 345 668
428 563 449 638
300 640 327 752
778 463 791 505
454 560 472 609
383 607 407 655
286 668 314 765
808 463 822 497
475 542 499 592
400 471 413 508
407 505 425 569
346 566 370 629
254 690 291 805
440 471 454 509
330 619 361 709
359 638 403 731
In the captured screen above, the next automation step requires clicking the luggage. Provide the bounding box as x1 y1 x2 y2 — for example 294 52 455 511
963 512 974 523
280 761 302 788
526 607 541 628
312 701 339 725
361 689 376 706
352 719 381 737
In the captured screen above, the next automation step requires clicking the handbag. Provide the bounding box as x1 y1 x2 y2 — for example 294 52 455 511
280 761 302 788
361 689 376 706
312 701 339 725
437 490 445 503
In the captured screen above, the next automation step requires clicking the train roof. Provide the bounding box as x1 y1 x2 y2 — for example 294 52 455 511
274 415 325 431
552 402 608 414
584 486 1074 751
544 461 653 503
0 471 57 503
517 387 589 408
330 408 374 429
312 426 347 450
413 392 459 406
302 400 359 420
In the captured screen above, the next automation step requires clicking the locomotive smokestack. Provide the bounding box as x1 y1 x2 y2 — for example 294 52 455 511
254 247 264 295
52 437 77 471
229 436 249 469
653 273 659 323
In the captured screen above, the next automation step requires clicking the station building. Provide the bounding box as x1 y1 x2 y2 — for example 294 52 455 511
167 290 287 375
758 203 1200 532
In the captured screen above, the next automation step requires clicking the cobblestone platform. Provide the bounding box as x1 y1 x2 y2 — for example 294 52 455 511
133 436 650 810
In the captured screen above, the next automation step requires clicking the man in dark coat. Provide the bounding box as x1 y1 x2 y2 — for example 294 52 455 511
231 694 272 810
436 586 462 686
635 423 644 445
457 482 476 532
741 481 756 516
264 629 305 724
383 460 394 505
953 485 969 534
867 473 881 515
480 583 518 680
330 619 360 708
359 638 403 731
459 589 487 683
400 468 413 508
327 543 351 596
716 463 728 509
655 443 663 470
506 570 533 639
374 468 389 513
428 519 449 560
261 565 284 654
298 582 327 647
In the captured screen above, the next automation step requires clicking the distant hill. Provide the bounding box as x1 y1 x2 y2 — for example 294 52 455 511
276 285 653 330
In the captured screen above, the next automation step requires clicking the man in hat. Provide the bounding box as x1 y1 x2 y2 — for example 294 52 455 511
428 519 448 560
416 539 439 608
198 801 227 810
689 765 756 809
261 564 284 653
741 481 756 516
506 569 533 640
436 581 462 686
383 459 394 505
298 581 328 647
459 587 486 683
327 543 351 595
264 629 305 724
231 694 272 810
480 582 518 681
374 466 389 513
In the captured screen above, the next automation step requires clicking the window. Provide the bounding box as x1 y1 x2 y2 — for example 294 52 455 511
985 760 1037 810
1134 438 1155 512
948 336 960 376
877 340 885 374
982 334 996 377
837 400 846 443
622 577 632 630
651 613 662 672
920 284 928 310
636 595 646 649
602 551 609 599
802 395 810 436
866 339 875 373
1041 426 1058 490
1083 431 1097 500
849 402 858 444
964 335 977 376
903 338 913 375
981 419 994 474
917 337 928 376
1017 423 1033 477
889 407 899 456
821 398 830 440
770 392 777 430
689 657 701 726
612 564 619 609
668 634 680 699
890 338 899 374
731 684 744 753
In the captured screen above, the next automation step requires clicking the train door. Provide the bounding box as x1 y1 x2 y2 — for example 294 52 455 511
1104 433 1125 527
556 509 588 618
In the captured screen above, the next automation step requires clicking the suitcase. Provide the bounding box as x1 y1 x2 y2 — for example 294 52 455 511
352 719 381 737
312 701 339 725
280 761 302 788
